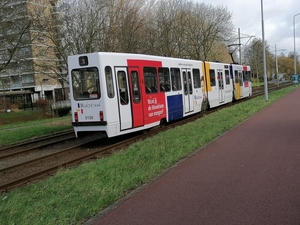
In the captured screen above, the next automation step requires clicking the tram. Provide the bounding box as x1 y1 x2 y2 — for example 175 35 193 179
68 52 251 138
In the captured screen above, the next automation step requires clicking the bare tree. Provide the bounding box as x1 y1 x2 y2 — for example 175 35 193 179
147 0 235 60
26 0 239 84
104 0 154 53
186 3 235 61
60 0 108 54
30 0 155 84
27 0 108 84
149 0 191 57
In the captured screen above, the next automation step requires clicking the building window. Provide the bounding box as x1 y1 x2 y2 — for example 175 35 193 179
21 47 31 57
23 75 34 83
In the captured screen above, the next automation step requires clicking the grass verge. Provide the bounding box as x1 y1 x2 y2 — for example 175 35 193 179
0 86 297 225
0 110 51 124
0 115 72 146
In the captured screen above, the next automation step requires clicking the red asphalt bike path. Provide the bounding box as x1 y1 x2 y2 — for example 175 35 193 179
88 88 300 225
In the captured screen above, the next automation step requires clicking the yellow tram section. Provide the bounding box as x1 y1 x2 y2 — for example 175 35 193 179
234 82 242 100
233 75 243 100
201 62 212 92
202 62 243 100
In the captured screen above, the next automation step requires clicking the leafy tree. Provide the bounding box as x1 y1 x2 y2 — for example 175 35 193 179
278 56 296 79
243 38 274 81
287 51 300 74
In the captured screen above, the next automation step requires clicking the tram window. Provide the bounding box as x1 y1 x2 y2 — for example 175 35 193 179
209 69 216 86
188 71 192 94
158 67 171 92
183 71 188 94
79 56 88 66
225 70 230 85
105 66 115 98
171 68 182 91
239 72 243 85
218 71 223 89
117 71 129 105
193 69 201 88
130 71 140 103
144 67 158 94
243 71 251 82
235 71 243 85
71 67 101 100
247 71 251 81
234 71 238 84
183 71 192 95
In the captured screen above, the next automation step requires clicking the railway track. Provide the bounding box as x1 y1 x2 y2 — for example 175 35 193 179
0 130 75 160
0 130 156 192
0 82 292 192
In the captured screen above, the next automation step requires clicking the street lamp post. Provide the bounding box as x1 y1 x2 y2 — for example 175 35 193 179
275 45 279 86
293 13 300 75
261 0 268 101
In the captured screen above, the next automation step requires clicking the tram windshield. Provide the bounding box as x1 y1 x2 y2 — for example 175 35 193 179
71 67 101 100
243 71 251 82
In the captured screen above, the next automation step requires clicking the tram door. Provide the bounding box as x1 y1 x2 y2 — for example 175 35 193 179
127 67 144 127
182 69 194 113
115 67 132 130
242 68 251 96
217 69 225 103
234 70 243 99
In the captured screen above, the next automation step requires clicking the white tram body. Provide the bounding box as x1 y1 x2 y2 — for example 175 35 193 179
68 52 251 138
230 64 252 100
202 61 233 108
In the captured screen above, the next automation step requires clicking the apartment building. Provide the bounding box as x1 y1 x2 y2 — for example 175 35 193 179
0 0 66 110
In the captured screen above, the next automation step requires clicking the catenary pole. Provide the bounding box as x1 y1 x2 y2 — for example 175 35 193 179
293 13 300 75
261 0 268 101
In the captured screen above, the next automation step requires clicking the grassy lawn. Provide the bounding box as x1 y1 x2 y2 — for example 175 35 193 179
252 81 264 87
0 109 53 124
0 86 297 225
0 110 72 146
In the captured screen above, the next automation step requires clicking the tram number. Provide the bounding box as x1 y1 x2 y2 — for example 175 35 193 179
85 116 93 120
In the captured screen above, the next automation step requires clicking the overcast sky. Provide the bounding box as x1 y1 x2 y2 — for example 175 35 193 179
195 0 300 56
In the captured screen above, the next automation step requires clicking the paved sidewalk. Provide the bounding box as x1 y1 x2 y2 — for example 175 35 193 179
89 88 300 225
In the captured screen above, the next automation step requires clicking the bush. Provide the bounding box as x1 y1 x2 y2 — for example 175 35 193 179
36 99 50 110
8 104 20 112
